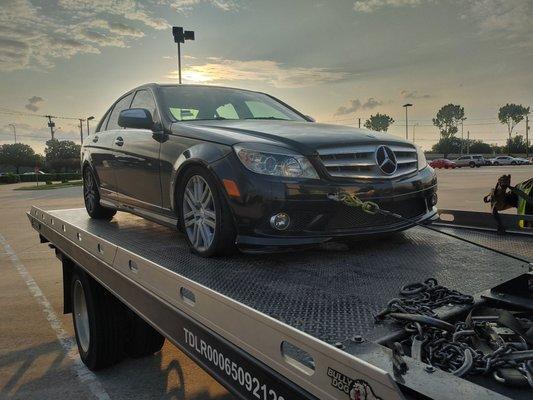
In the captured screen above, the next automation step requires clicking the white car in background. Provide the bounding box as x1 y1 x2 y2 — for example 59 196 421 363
513 157 530 165
489 156 521 165
454 154 486 167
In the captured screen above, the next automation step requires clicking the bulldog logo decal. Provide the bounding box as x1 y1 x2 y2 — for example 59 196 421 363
327 367 382 400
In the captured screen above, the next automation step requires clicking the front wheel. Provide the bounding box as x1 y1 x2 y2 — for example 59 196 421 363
177 167 236 257
83 168 116 220
493 162 499 166
469 162 476 168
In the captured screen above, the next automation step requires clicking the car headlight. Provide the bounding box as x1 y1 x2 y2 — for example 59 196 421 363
416 146 428 170
234 144 319 179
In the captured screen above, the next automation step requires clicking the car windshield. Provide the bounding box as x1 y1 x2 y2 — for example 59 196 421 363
160 86 306 122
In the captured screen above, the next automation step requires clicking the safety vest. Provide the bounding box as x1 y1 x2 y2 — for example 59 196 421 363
516 178 533 228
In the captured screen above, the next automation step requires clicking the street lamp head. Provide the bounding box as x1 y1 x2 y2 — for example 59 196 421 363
87 116 95 121
403 103 413 108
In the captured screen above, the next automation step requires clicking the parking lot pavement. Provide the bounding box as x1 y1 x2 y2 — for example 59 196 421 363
0 164 531 400
435 164 532 213
0 184 233 400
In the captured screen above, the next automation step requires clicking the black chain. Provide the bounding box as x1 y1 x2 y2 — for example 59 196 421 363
374 278 474 321
377 279 533 388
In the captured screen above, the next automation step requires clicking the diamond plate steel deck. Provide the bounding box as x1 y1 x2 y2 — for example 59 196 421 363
48 209 530 344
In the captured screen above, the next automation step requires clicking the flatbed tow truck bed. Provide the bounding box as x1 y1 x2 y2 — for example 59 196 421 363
27 207 533 400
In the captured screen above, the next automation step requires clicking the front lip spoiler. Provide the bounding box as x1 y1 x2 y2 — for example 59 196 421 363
236 208 438 251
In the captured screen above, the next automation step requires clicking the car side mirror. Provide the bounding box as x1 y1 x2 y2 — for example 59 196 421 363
118 108 154 130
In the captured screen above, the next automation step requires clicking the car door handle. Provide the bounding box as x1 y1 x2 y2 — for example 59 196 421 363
92 136 99 143
115 137 124 146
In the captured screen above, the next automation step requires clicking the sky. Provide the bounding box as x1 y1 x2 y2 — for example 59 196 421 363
0 0 532 152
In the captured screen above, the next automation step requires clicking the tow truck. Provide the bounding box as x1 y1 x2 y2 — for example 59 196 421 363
27 206 533 400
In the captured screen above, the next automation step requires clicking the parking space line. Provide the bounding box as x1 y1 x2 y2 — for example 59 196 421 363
0 234 111 400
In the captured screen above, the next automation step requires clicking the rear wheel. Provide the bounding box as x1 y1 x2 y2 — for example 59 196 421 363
71 269 127 370
469 161 476 168
178 167 236 257
493 161 500 166
83 168 116 220
125 312 165 358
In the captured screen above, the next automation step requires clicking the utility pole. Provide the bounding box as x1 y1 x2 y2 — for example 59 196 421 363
403 103 413 140
467 130 470 154
8 123 16 143
524 115 529 157
460 117 466 155
45 115 55 140
86 116 94 136
358 118 361 128
172 27 195 84
78 119 85 144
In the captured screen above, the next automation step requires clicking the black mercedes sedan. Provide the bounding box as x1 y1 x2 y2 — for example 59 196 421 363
82 83 437 256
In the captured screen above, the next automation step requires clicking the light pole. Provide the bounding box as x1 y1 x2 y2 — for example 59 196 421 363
412 123 419 143
172 26 195 84
8 123 16 143
86 116 94 136
78 119 85 144
403 103 413 140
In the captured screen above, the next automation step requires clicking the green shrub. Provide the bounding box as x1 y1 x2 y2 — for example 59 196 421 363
17 172 81 183
0 173 21 184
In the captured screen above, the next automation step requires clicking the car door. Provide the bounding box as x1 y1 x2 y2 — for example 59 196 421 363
112 89 162 212
89 108 119 202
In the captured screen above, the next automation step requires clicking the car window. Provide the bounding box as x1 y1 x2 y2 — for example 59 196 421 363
131 89 157 119
216 103 239 119
245 100 289 119
107 93 134 130
96 110 112 133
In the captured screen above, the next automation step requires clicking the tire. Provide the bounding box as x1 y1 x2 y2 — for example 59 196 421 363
71 269 127 370
469 162 475 168
83 167 116 220
177 166 237 257
493 162 499 166
511 161 516 165
125 312 165 358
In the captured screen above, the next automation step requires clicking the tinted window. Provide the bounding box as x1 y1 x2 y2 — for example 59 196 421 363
160 86 305 122
131 90 157 119
107 93 134 130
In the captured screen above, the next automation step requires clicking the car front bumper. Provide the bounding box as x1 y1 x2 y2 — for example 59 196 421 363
209 153 438 250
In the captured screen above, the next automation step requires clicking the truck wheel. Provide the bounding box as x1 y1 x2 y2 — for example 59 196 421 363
125 312 165 358
469 162 475 168
71 269 126 370
83 167 117 220
177 166 236 257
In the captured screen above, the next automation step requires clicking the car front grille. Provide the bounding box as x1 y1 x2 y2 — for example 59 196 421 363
318 144 418 179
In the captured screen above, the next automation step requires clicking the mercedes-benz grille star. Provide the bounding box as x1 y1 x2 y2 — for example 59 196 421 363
82 84 438 257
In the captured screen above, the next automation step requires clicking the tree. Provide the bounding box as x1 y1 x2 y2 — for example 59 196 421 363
431 137 462 158
0 143 37 173
498 103 530 154
44 139 81 172
432 104 465 139
364 113 394 132
506 134 532 154
468 140 492 154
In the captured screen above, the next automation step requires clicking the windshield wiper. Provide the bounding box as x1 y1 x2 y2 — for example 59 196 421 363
183 116 229 122
243 117 290 121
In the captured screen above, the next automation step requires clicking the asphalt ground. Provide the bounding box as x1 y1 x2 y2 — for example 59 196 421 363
0 164 531 399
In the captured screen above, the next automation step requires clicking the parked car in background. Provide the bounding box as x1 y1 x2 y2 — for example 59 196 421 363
429 159 456 169
454 154 485 168
513 157 530 165
489 156 521 165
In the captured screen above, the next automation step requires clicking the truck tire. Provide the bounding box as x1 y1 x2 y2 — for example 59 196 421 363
125 312 165 358
71 269 127 370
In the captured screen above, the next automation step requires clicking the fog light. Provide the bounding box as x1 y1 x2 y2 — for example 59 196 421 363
270 213 290 230
430 193 438 207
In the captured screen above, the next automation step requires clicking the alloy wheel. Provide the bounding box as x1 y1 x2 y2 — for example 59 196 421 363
83 169 96 214
73 279 90 353
182 175 217 252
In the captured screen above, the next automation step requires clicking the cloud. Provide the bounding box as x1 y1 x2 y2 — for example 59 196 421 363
335 98 383 116
400 90 431 99
463 0 533 48
0 0 239 71
25 96 44 112
353 0 429 13
166 58 348 88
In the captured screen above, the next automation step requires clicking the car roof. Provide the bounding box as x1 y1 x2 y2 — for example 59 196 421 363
132 82 263 95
